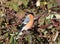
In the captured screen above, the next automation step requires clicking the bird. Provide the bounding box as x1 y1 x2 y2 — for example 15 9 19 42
16 12 34 39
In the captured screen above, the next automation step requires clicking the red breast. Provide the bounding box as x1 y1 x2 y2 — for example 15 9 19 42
24 14 34 29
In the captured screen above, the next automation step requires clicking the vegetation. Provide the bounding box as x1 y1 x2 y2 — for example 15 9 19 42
0 0 60 44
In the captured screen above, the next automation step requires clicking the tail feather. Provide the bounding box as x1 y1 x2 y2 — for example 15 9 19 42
17 24 25 31
16 24 25 39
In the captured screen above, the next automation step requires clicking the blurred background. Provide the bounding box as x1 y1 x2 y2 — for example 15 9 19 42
0 0 60 44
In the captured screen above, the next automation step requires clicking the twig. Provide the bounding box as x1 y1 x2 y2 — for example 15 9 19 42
53 31 59 41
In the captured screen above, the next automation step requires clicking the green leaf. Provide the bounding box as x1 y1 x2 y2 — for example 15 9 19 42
25 35 32 44
10 35 13 44
4 33 8 38
36 37 41 42
20 0 29 7
12 37 17 44
9 2 19 11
